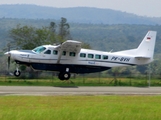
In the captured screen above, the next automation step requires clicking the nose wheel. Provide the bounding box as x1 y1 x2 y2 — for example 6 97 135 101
14 66 21 77
14 70 21 77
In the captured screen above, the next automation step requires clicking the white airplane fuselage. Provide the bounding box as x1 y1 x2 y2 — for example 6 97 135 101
9 46 152 72
5 31 157 80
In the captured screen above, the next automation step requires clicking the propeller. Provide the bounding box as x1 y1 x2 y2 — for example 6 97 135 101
7 44 10 72
7 54 10 71
4 51 11 74
5 43 12 75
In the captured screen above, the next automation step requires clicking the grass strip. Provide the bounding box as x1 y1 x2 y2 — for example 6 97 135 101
0 77 161 86
0 95 161 120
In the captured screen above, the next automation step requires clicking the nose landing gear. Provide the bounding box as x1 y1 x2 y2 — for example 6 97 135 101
14 66 21 77
14 70 21 77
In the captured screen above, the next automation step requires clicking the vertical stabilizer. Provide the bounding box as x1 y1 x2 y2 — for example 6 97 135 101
136 31 157 59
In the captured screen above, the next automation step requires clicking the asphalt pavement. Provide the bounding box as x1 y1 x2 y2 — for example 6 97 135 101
0 86 161 96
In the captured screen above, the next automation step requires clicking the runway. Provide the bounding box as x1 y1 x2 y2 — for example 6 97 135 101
0 86 161 96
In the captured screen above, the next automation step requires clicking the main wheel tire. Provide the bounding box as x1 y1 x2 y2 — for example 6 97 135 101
63 72 70 80
58 72 70 80
14 70 21 77
58 73 65 81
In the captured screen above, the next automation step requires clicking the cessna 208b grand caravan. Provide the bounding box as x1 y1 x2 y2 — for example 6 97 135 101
5 31 157 80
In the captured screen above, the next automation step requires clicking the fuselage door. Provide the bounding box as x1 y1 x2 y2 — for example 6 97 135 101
39 49 52 63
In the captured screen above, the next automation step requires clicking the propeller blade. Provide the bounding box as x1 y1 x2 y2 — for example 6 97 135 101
8 56 10 71
5 51 11 74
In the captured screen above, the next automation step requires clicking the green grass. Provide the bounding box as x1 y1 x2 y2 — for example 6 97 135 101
0 76 161 87
0 95 161 120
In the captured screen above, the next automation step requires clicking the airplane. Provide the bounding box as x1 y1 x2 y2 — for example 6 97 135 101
4 31 157 80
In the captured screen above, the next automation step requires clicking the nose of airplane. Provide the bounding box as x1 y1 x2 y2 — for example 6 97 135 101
4 51 11 56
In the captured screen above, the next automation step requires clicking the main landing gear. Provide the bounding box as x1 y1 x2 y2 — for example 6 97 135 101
58 68 71 80
58 72 70 80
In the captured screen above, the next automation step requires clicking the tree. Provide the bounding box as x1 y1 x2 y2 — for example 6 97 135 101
50 22 56 33
10 24 59 50
136 65 147 74
109 67 127 85
10 25 49 49
58 17 71 41
81 43 91 49
150 59 161 77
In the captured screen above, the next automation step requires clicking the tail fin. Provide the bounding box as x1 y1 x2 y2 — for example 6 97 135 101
114 31 157 60
135 31 157 59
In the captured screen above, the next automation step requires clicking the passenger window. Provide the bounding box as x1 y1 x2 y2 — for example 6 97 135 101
69 52 76 57
88 54 94 58
95 54 101 59
103 55 108 60
44 50 51 54
80 53 86 58
53 50 58 55
62 51 66 56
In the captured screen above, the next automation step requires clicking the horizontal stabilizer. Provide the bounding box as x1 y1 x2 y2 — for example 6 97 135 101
135 56 151 59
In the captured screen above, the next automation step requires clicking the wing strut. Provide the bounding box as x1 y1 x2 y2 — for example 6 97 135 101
57 48 63 64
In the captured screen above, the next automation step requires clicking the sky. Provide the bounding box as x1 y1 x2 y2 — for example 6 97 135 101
0 0 161 17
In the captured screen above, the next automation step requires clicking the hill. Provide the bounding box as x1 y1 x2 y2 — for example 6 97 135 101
0 4 161 25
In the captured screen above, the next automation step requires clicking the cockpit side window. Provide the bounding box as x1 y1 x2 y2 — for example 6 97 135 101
33 46 46 53
44 50 51 54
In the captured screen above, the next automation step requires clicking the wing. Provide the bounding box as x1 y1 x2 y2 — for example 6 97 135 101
56 40 81 53
55 40 82 63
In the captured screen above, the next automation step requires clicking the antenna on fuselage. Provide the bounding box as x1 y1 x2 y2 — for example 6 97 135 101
109 49 113 53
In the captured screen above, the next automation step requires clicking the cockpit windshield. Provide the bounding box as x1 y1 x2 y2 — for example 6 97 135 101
33 46 46 53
